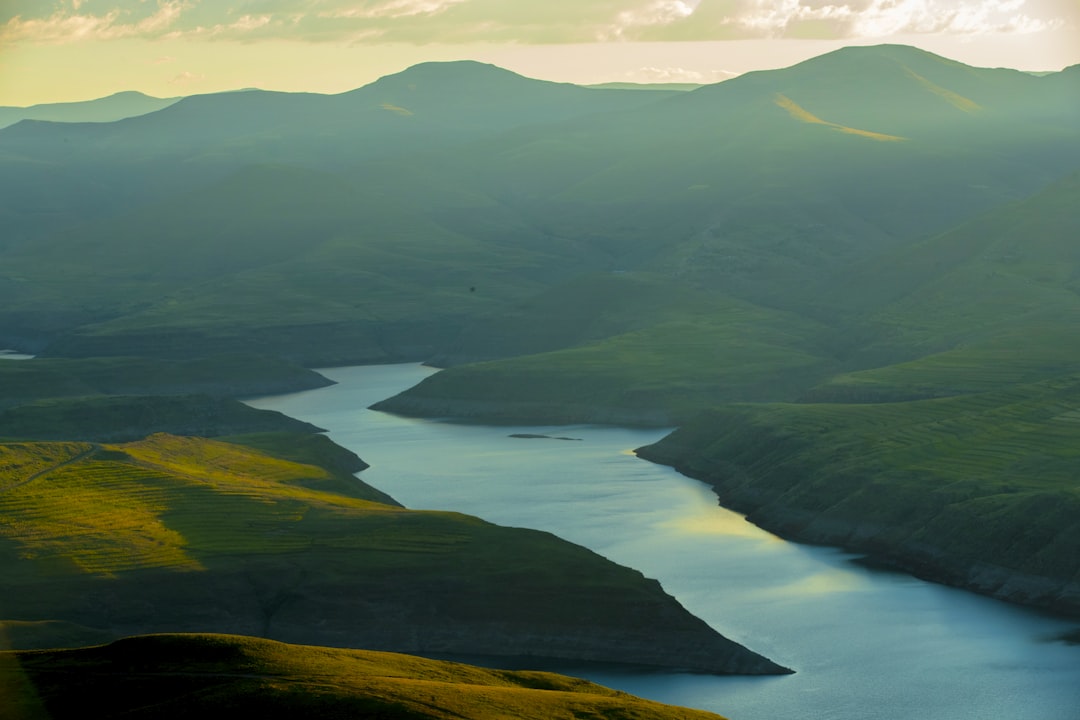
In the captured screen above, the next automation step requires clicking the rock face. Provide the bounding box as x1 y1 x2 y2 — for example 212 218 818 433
636 418 1080 617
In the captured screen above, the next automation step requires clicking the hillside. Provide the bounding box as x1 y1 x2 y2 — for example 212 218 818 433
636 376 1080 615
0 395 323 443
0 433 786 674
1 634 729 720
0 355 331 407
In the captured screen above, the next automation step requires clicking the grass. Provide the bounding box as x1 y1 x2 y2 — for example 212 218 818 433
1 633 729 720
0 354 331 409
0 394 322 442
378 272 839 424
773 93 907 141
0 433 783 673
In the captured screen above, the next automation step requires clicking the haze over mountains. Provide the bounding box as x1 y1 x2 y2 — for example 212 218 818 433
0 91 180 130
1 42 1078 617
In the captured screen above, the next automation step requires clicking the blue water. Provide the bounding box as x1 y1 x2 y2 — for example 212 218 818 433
247 363 1080 720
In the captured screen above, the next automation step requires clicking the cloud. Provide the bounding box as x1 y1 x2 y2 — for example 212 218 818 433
0 0 1071 45
632 65 739 82
1 1 189 44
168 70 205 85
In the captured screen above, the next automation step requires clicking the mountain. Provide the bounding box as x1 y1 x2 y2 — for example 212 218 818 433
0 433 787 674
0 63 679 167
3 45 1075 370
0 91 180 130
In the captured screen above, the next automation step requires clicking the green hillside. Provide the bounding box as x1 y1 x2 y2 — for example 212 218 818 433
376 272 837 425
1 634 728 720
637 375 1080 615
0 355 330 408
0 433 786 674
0 395 322 443
804 171 1080 400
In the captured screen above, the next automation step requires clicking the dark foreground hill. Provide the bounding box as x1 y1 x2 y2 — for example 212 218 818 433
1 634 729 720
0 433 787 674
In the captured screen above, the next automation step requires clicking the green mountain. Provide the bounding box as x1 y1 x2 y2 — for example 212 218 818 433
1 634 730 720
0 433 786 674
3 44 1076 372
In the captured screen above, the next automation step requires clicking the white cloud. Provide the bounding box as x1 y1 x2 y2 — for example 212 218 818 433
168 70 205 85
0 0 1071 45
857 0 1062 35
725 0 1063 38
633 65 739 82
604 0 700 39
320 0 469 20
2 1 189 43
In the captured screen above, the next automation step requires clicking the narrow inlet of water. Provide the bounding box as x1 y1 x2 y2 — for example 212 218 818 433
247 363 1080 720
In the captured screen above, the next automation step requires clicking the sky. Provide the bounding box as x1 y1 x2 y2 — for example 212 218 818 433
1 0 1078 105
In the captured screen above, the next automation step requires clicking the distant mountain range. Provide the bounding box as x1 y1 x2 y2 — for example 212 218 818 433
0 91 180 130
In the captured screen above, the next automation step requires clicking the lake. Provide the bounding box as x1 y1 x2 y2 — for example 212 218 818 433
247 363 1080 720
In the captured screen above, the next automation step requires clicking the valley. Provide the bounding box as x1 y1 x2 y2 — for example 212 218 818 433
1 42 1078 717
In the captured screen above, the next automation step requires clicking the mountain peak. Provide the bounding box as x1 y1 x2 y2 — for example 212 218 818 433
370 59 536 88
793 43 969 73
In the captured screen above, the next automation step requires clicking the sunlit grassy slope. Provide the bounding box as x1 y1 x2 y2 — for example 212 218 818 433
0 433 785 673
2 634 728 720
637 375 1080 614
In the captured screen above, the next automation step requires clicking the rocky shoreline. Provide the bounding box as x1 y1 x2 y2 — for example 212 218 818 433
635 439 1080 618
